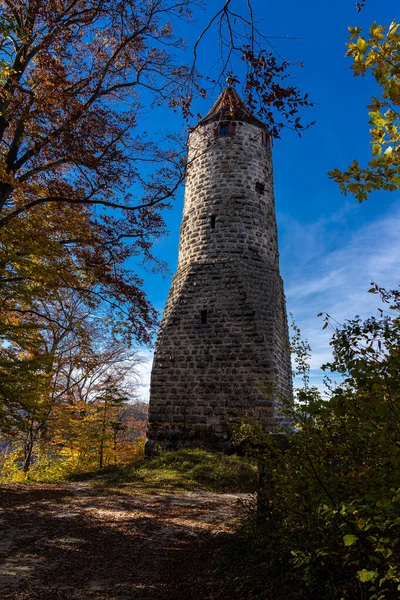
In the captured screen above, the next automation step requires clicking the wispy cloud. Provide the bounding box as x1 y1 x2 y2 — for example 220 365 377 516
281 200 400 388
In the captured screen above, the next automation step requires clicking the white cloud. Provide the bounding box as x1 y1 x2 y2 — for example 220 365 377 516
283 200 400 389
135 349 153 403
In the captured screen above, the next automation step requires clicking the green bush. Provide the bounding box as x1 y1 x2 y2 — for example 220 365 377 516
234 286 400 600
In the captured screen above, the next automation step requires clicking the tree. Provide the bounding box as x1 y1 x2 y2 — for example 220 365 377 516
0 0 312 220
329 20 400 202
96 382 128 470
0 0 314 224
0 0 184 346
51 331 144 471
0 288 144 472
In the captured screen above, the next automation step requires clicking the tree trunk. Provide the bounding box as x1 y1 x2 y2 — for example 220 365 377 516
0 182 14 212
23 436 34 473
99 398 108 470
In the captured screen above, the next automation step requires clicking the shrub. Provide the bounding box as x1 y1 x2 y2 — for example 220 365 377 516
234 286 400 600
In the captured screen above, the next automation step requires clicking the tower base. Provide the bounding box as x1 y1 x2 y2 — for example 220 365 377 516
146 259 292 454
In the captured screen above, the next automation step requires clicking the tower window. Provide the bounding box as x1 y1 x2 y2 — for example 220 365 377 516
255 182 265 194
219 123 230 137
210 215 216 229
261 130 268 146
200 310 208 324
215 122 236 138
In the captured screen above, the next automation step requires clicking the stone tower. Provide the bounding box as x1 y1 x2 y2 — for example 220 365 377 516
146 87 292 454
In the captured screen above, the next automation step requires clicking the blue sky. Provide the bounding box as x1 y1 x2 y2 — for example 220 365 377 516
133 0 400 400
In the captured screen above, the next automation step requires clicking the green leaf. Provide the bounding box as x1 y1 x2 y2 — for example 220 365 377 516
343 534 358 546
372 144 382 156
358 569 378 583
356 37 368 53
356 518 366 530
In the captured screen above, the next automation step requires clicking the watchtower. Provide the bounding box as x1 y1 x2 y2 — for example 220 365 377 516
146 87 292 454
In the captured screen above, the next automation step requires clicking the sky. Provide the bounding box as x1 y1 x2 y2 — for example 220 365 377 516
133 0 400 401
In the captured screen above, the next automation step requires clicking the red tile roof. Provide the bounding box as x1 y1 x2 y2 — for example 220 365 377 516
197 87 266 129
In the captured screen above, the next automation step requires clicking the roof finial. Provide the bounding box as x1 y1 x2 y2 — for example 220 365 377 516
226 72 239 88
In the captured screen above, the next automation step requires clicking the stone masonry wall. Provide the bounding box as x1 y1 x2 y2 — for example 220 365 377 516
178 122 279 270
146 119 292 453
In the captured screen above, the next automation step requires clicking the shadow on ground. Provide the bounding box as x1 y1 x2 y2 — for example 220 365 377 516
0 483 246 600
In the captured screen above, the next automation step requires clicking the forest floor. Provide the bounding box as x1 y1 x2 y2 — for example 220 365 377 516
0 481 250 600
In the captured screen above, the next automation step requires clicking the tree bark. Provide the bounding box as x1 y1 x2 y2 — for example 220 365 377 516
0 183 14 211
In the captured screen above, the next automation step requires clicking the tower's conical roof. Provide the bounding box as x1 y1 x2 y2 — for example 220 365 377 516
197 87 266 128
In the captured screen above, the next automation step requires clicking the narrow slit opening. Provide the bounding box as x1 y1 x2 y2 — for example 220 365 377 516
210 215 216 229
200 310 208 325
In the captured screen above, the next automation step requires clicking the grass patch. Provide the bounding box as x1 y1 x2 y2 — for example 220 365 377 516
102 449 258 493
1 447 258 493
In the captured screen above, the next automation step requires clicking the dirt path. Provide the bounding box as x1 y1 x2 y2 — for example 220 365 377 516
0 483 247 600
